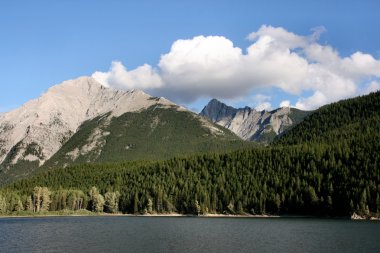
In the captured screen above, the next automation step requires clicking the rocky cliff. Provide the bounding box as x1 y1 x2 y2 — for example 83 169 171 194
0 77 175 168
200 99 310 142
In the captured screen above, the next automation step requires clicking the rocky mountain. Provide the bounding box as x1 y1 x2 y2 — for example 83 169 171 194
200 99 310 142
0 77 248 184
0 77 173 167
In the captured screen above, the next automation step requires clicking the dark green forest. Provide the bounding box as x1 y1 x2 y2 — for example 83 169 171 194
274 91 380 145
0 106 252 185
44 106 251 168
0 92 379 217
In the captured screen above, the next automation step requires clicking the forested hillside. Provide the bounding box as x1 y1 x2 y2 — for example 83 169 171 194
44 106 252 168
2 137 379 216
275 91 380 145
0 106 252 185
0 92 379 217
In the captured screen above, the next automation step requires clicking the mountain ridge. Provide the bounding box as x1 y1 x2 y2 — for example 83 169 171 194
0 77 250 184
200 98 310 142
0 77 177 168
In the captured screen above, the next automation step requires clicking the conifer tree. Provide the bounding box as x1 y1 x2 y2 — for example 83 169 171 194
133 193 139 214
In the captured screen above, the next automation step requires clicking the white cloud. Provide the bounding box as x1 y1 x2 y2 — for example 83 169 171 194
92 61 162 90
363 81 380 94
341 52 380 79
252 94 271 103
247 25 308 49
279 100 290 108
156 35 247 102
248 94 272 111
295 91 328 111
255 102 272 111
92 25 380 110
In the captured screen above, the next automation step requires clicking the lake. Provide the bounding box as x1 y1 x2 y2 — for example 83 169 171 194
0 216 379 253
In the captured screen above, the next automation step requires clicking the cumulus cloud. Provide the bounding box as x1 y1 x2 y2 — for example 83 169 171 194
255 102 272 111
156 35 247 102
92 61 162 90
92 25 380 110
279 100 291 108
249 94 272 111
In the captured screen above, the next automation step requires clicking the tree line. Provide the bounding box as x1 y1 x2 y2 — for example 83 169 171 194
3 138 379 216
0 186 121 214
1 91 379 217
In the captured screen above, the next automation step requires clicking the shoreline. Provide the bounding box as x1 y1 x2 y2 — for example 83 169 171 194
0 213 279 219
0 212 378 220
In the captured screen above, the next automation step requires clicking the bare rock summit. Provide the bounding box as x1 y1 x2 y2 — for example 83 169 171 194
0 77 174 167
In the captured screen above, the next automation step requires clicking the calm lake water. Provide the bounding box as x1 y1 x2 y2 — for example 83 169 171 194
0 216 379 253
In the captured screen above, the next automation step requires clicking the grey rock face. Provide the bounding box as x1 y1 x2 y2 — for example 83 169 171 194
200 99 308 142
0 76 176 168
200 99 238 122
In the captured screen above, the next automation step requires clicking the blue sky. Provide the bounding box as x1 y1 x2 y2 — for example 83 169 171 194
1 0 379 112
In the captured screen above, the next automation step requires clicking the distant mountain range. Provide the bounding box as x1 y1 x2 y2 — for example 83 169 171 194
1 75 377 187
0 77 248 184
200 98 310 143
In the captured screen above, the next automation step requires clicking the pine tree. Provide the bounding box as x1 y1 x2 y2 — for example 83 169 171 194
237 201 243 214
133 193 139 214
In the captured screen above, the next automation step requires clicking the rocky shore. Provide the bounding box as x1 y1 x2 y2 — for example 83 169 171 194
350 212 380 220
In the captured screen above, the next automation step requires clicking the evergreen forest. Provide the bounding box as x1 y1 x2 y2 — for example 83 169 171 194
0 92 379 217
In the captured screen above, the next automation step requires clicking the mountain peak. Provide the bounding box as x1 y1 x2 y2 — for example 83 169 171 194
46 76 104 95
0 76 176 167
200 98 237 122
200 98 309 142
208 98 223 104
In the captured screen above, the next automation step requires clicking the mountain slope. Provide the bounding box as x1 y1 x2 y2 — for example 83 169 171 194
0 77 174 168
274 91 380 145
5 92 379 217
44 105 249 169
200 99 310 143
0 77 250 184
